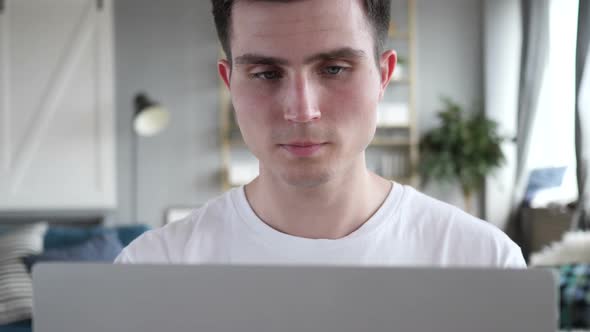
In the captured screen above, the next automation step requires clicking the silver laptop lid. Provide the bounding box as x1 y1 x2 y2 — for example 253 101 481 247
33 264 557 332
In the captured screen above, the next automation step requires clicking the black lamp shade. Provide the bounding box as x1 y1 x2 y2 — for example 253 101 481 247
133 93 169 136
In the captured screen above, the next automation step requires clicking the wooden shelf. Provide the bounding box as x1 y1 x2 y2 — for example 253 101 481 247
221 172 248 190
388 31 410 40
229 137 247 146
370 138 412 146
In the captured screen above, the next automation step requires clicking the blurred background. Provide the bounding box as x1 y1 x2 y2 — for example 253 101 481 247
2 0 590 330
0 0 587 259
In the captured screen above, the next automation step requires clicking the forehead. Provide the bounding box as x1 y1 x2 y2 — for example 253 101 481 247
230 0 373 61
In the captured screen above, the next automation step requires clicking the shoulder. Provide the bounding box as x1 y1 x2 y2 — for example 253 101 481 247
397 185 525 268
115 190 237 264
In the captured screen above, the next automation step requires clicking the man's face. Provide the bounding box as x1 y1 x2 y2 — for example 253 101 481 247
219 0 395 188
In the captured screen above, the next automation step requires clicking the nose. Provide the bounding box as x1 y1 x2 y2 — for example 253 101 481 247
283 74 321 123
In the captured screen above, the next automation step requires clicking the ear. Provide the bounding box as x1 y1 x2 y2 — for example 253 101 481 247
218 59 232 89
378 50 397 100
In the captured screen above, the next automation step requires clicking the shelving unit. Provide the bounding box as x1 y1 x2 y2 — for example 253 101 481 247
369 0 418 185
218 0 418 190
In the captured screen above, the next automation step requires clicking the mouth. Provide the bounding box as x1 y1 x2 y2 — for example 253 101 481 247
279 142 328 157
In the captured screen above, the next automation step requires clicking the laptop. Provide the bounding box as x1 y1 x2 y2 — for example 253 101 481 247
32 264 557 332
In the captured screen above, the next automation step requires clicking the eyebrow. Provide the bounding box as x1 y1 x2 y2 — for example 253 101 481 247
234 47 367 66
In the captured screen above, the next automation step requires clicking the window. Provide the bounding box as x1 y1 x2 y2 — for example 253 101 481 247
526 0 579 207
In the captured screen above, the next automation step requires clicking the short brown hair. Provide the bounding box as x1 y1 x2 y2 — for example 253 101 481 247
211 0 391 64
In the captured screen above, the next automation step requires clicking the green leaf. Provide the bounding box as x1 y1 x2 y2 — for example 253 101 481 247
419 96 505 194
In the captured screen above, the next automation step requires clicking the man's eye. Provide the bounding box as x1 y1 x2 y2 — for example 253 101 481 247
322 66 345 75
252 71 282 80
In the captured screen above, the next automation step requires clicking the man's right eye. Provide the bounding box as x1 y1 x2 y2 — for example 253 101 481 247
251 71 282 80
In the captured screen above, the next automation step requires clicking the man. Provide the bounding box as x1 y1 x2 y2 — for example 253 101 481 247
116 0 525 267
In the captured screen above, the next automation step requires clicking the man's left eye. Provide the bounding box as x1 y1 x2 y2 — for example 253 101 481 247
322 66 345 75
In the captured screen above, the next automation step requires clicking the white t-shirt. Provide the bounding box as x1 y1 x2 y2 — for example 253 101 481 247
115 183 526 268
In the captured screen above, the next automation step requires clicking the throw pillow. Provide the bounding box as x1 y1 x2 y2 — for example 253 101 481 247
23 230 124 272
0 223 48 325
43 226 106 250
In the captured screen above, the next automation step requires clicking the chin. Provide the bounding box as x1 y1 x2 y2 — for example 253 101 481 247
279 167 333 188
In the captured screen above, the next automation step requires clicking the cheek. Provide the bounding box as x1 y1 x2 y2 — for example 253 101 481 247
322 78 380 128
232 79 267 110
232 80 267 116
230 82 278 142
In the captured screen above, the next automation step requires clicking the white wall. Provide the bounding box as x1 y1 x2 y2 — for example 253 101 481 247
114 0 222 226
416 0 485 216
483 0 521 228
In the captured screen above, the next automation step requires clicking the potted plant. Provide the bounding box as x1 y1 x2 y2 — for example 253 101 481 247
419 97 505 215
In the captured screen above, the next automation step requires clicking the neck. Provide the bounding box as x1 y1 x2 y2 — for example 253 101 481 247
244 162 392 239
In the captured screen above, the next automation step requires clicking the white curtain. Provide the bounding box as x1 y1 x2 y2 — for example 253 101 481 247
573 0 590 230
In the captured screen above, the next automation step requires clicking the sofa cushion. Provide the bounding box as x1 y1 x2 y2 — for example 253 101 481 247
43 226 105 250
23 230 123 271
0 319 31 332
113 225 151 247
43 224 150 250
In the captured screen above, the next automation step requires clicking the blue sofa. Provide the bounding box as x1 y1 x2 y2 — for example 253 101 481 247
0 224 150 332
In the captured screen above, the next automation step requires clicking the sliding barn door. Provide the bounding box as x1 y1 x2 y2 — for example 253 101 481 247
0 0 116 210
